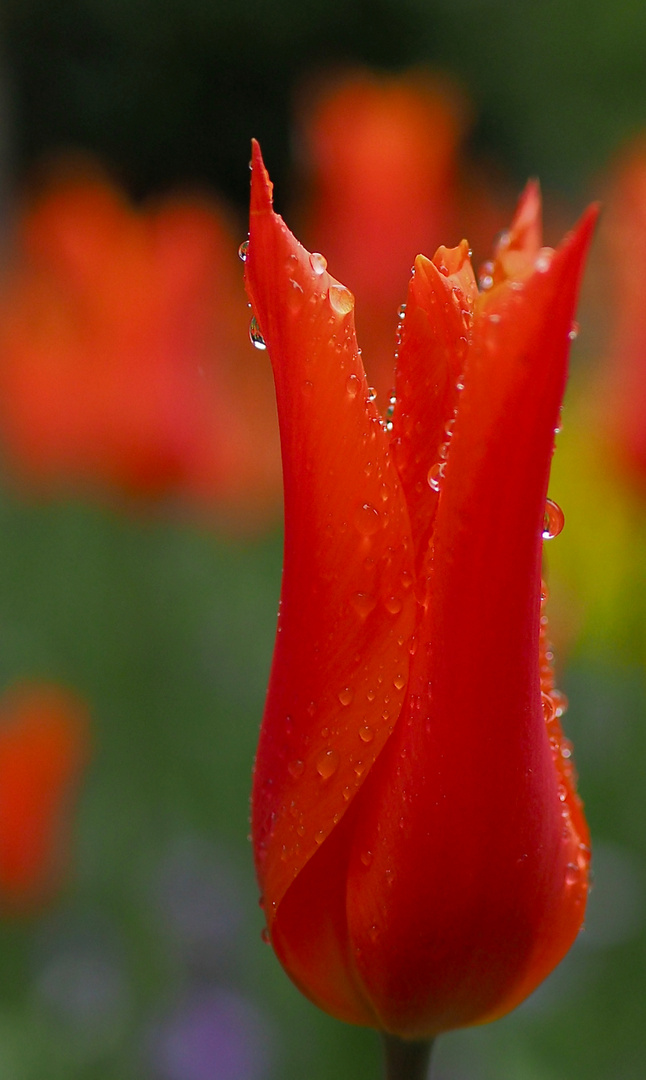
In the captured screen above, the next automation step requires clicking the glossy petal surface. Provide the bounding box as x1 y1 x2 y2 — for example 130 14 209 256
247 143 595 1037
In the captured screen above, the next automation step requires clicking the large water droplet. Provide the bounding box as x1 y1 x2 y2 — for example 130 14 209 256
310 252 328 275
316 748 340 779
543 498 564 540
249 316 267 350
354 503 381 536
329 284 355 315
384 596 402 615
238 239 249 261
397 303 407 319
359 725 374 744
338 687 354 706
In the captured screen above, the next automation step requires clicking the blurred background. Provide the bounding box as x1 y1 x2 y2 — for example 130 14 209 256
0 1 645 1077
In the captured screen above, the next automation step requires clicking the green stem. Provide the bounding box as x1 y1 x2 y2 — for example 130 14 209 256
381 1033 435 1080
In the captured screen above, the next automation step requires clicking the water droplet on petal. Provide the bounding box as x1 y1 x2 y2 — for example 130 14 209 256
427 462 445 491
261 926 271 944
338 687 354 707
329 283 355 315
288 759 305 779
397 303 407 319
288 278 304 312
354 503 381 536
543 498 564 540
249 316 267 350
367 386 377 403
351 592 377 619
310 252 327 275
238 239 249 261
568 321 579 341
393 673 406 691
346 374 360 398
359 725 374 744
384 596 402 615
541 692 556 722
314 829 325 844
360 850 373 867
565 862 581 886
316 748 340 779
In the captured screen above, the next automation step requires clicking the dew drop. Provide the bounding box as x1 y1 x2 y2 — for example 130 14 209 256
238 239 249 261
314 829 325 845
351 592 377 619
288 278 304 312
541 692 556 722
261 926 271 944
478 261 494 291
310 252 328 275
360 850 373 867
568 321 579 341
535 248 553 273
397 303 407 319
316 748 340 779
354 503 381 536
384 596 402 615
393 673 406 691
427 462 444 491
366 689 376 703
565 862 581 886
346 374 360 398
329 283 355 315
359 725 374 744
342 786 351 801
288 759 305 779
338 687 354 706
249 316 267 350
354 760 366 777
543 498 564 540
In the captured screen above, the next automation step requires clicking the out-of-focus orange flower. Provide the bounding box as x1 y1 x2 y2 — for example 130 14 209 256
246 142 595 1038
0 163 281 530
0 683 88 910
295 69 508 401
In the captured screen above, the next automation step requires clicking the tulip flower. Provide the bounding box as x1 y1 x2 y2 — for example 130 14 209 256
0 683 88 910
0 163 281 530
245 141 594 1059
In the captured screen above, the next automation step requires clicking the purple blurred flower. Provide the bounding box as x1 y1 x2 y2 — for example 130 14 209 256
145 987 274 1080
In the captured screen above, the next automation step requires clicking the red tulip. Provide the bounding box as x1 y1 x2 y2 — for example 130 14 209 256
0 683 88 910
246 141 595 1038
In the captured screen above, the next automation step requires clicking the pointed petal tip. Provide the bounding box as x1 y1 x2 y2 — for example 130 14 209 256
250 139 273 215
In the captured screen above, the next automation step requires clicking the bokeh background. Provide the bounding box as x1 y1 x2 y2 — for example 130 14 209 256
0 2 646 1078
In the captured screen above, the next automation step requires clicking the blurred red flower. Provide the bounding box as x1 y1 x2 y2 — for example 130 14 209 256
246 142 594 1037
0 164 281 530
0 682 88 910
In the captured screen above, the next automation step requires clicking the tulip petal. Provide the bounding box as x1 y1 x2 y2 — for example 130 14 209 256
246 143 416 943
390 241 476 573
345 205 597 1036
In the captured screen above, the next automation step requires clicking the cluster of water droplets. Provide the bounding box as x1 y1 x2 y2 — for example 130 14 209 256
538 580 590 899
